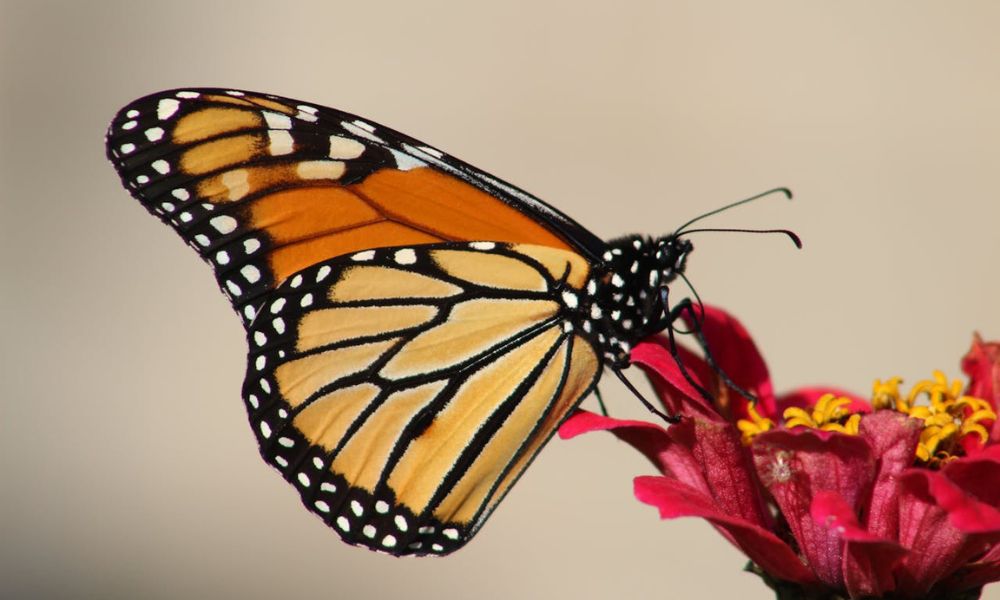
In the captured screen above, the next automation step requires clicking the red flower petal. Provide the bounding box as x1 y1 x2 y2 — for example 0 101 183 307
560 410 771 529
858 411 922 541
631 340 719 419
811 490 907 598
962 334 1000 409
634 475 817 585
682 305 778 420
668 416 772 528
949 539 1000 593
894 471 990 597
558 410 672 471
978 541 1000 565
961 334 1000 442
751 429 876 589
931 454 1000 534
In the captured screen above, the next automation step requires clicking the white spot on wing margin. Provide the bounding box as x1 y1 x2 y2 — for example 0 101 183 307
157 98 180 120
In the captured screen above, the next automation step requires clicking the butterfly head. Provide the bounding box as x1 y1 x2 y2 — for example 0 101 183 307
644 234 695 334
652 234 694 286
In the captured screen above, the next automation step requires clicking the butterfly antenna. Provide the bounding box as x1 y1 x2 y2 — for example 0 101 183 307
612 368 680 424
673 187 793 236
678 227 802 248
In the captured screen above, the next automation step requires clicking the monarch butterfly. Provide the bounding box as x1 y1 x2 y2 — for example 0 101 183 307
105 88 785 556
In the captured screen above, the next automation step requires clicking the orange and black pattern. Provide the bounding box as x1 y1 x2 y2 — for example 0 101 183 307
107 88 695 556
106 89 604 323
245 242 599 554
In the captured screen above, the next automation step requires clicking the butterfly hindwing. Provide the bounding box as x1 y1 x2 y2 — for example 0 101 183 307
106 88 604 324
244 242 600 555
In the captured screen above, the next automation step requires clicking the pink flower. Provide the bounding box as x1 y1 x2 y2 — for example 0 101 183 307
560 307 1000 599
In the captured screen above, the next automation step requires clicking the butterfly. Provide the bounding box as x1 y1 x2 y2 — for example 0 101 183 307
105 88 702 556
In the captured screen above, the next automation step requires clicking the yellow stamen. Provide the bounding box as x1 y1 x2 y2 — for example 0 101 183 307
842 413 861 435
740 371 995 467
737 402 775 444
955 396 992 413
873 377 905 411
782 394 859 434
815 394 852 423
962 421 990 444
782 406 817 430
868 372 995 467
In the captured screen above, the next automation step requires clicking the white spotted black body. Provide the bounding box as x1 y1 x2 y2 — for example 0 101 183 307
569 234 694 368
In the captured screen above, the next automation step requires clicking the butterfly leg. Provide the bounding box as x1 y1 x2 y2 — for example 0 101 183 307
593 386 610 417
612 367 681 424
664 293 758 405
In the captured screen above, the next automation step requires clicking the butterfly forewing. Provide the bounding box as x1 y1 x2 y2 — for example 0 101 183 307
244 242 599 554
106 89 602 324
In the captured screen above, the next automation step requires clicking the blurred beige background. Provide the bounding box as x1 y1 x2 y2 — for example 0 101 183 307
3 1 999 598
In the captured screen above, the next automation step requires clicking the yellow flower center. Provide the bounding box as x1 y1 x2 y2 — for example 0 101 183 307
873 370 995 466
736 371 995 467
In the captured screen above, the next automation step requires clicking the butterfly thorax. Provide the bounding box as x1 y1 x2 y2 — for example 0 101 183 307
570 234 693 368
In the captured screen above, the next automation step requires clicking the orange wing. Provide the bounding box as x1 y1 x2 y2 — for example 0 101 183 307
106 89 603 324
244 242 600 555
